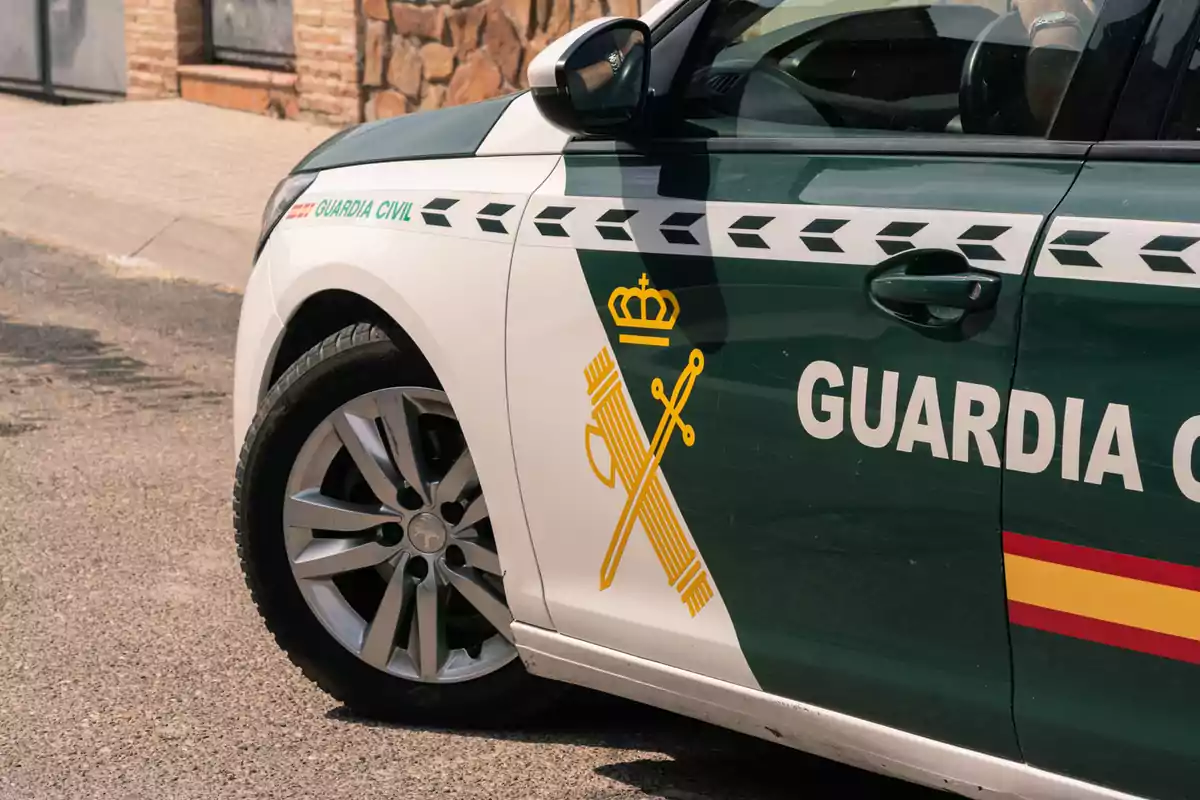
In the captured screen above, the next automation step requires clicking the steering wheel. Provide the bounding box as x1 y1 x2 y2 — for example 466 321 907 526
959 10 1036 135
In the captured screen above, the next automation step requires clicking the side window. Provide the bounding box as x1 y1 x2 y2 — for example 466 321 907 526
674 0 1105 138
1163 40 1200 139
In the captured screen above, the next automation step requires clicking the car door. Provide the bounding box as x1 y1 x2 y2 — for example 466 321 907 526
506 0 1140 757
1004 2 1200 796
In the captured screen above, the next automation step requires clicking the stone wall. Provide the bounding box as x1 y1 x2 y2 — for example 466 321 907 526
363 0 645 120
123 0 652 125
124 0 204 99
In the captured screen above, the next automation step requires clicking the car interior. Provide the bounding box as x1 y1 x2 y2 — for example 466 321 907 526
677 0 1097 137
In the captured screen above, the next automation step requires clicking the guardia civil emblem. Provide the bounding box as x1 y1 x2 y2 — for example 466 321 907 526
583 273 713 617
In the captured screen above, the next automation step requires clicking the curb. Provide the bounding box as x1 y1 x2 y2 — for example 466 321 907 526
0 174 254 295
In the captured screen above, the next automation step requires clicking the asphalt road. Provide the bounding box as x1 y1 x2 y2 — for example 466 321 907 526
0 235 946 800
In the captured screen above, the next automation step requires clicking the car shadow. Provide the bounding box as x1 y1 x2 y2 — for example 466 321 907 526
326 690 950 799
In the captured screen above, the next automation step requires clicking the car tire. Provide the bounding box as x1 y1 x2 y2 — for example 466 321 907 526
234 322 558 727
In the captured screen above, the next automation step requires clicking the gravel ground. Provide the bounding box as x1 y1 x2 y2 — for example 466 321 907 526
0 235 944 800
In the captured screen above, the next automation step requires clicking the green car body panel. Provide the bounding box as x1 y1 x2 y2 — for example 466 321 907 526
1007 161 1200 800
563 150 1084 759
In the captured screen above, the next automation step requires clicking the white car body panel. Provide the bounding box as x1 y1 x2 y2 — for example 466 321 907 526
255 154 563 630
515 624 1143 800
233 250 284 458
476 92 573 156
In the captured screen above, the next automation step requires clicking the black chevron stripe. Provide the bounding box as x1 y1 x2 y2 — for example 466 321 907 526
660 211 703 246
960 225 1009 241
802 218 848 234
1050 248 1102 268
1142 254 1195 273
730 215 773 230
1144 235 1200 253
476 202 514 234
728 215 771 248
958 243 1003 261
536 206 574 220
877 240 915 255
478 202 513 217
730 232 768 248
598 227 632 241
801 236 843 253
663 229 699 245
533 205 573 237
597 209 637 224
421 197 459 227
535 222 568 237
1051 230 1106 247
662 212 704 227
878 221 927 237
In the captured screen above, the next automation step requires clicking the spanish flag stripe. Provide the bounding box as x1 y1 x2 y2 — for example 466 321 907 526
1004 554 1200 642
1003 530 1200 592
1008 601 1200 666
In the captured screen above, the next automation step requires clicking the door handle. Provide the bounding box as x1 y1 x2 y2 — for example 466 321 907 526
870 271 1000 310
866 248 1002 332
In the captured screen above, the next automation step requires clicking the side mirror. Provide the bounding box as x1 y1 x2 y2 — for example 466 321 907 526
527 17 651 137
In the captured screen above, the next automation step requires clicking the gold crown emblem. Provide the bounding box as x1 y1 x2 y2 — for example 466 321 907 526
607 273 679 347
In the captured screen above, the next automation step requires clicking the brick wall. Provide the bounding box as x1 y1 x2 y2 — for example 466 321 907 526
124 0 204 99
294 0 364 126
363 0 644 120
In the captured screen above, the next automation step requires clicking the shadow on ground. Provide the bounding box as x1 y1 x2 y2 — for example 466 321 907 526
0 314 225 412
328 691 949 800
0 313 181 391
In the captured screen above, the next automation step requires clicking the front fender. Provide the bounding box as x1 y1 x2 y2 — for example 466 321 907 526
233 253 284 458
257 154 562 630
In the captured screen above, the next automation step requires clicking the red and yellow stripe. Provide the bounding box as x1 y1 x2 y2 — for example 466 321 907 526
1004 531 1200 665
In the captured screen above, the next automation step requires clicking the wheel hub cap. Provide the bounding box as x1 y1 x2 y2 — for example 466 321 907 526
407 513 447 554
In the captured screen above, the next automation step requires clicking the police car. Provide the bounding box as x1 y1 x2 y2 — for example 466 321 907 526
232 0 1200 796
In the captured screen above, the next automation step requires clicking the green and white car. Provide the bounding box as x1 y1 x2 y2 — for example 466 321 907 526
232 0 1200 796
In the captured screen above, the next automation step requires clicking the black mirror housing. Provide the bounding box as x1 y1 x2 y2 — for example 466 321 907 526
527 17 652 137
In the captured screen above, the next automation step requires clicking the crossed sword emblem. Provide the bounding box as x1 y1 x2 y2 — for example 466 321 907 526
585 346 714 616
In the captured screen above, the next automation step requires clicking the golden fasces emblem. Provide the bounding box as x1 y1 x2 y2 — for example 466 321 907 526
582 273 714 618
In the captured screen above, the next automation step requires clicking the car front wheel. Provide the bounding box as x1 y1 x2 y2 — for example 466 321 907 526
234 323 551 725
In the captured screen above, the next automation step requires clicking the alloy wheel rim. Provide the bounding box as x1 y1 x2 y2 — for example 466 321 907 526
283 387 517 683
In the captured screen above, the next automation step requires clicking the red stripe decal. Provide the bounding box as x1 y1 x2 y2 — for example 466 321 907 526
1003 531 1200 592
1008 601 1200 666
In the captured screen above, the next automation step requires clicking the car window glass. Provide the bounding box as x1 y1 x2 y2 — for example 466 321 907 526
1163 43 1200 140
673 0 1105 138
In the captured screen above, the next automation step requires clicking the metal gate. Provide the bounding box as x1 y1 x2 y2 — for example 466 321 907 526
0 0 126 99
206 0 296 71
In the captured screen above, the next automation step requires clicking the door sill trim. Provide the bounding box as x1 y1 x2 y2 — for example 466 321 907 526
513 623 1143 800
